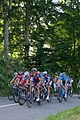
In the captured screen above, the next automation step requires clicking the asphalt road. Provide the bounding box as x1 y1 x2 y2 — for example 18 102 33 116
0 95 80 120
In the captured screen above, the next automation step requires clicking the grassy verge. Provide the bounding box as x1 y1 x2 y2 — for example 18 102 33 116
43 106 80 120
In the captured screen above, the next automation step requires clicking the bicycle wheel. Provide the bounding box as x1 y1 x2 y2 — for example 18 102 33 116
8 87 14 100
37 100 41 105
57 89 63 103
64 95 68 101
13 90 19 103
8 85 14 100
68 87 73 97
78 88 80 98
47 93 52 103
18 91 26 105
64 97 67 101
57 95 62 103
69 91 73 97
26 92 33 108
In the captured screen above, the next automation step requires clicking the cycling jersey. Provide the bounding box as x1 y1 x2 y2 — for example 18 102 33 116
58 73 67 86
16 74 23 83
43 74 52 86
30 74 40 86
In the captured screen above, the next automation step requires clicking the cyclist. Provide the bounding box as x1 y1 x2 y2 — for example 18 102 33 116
53 73 58 92
77 80 80 88
9 71 23 87
15 71 24 86
42 71 52 100
56 73 63 89
66 76 73 89
10 72 18 85
58 72 68 98
10 71 23 85
19 71 30 88
30 68 42 102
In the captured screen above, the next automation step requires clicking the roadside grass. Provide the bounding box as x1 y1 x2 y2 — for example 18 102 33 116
43 106 80 120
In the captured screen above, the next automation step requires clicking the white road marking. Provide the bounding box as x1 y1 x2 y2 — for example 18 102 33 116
0 103 19 108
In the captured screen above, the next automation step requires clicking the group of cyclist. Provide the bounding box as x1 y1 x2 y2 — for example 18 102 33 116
10 67 79 102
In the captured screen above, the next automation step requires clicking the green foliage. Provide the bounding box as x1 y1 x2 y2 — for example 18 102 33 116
0 57 26 96
43 106 80 120
0 0 80 95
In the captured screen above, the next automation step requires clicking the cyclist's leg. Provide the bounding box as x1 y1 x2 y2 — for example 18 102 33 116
64 85 68 98
46 81 52 100
36 83 40 101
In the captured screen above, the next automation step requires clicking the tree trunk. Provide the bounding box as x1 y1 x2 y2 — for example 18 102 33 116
3 0 12 59
4 0 9 59
24 1 30 62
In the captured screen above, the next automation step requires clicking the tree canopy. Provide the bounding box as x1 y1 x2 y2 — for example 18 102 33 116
0 0 80 83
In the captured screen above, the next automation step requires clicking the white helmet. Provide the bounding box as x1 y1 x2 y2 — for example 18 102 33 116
63 72 66 77
43 71 47 75
60 73 64 77
14 72 18 76
24 71 29 76
31 68 37 72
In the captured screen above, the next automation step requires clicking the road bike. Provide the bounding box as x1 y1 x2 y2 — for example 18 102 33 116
36 85 53 105
8 84 19 102
18 85 34 108
67 86 73 97
57 87 68 103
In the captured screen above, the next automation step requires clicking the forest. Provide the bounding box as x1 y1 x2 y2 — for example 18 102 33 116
0 0 80 95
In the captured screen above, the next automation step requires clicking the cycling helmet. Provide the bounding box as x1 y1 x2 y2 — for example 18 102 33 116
19 71 23 74
60 73 64 77
63 72 66 77
24 71 29 76
31 68 37 72
14 72 18 76
43 71 47 75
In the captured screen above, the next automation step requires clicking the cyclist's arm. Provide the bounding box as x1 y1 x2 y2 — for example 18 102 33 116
10 77 15 84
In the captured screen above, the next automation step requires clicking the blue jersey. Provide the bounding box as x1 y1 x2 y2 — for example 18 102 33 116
65 75 69 81
58 76 66 82
43 74 52 84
